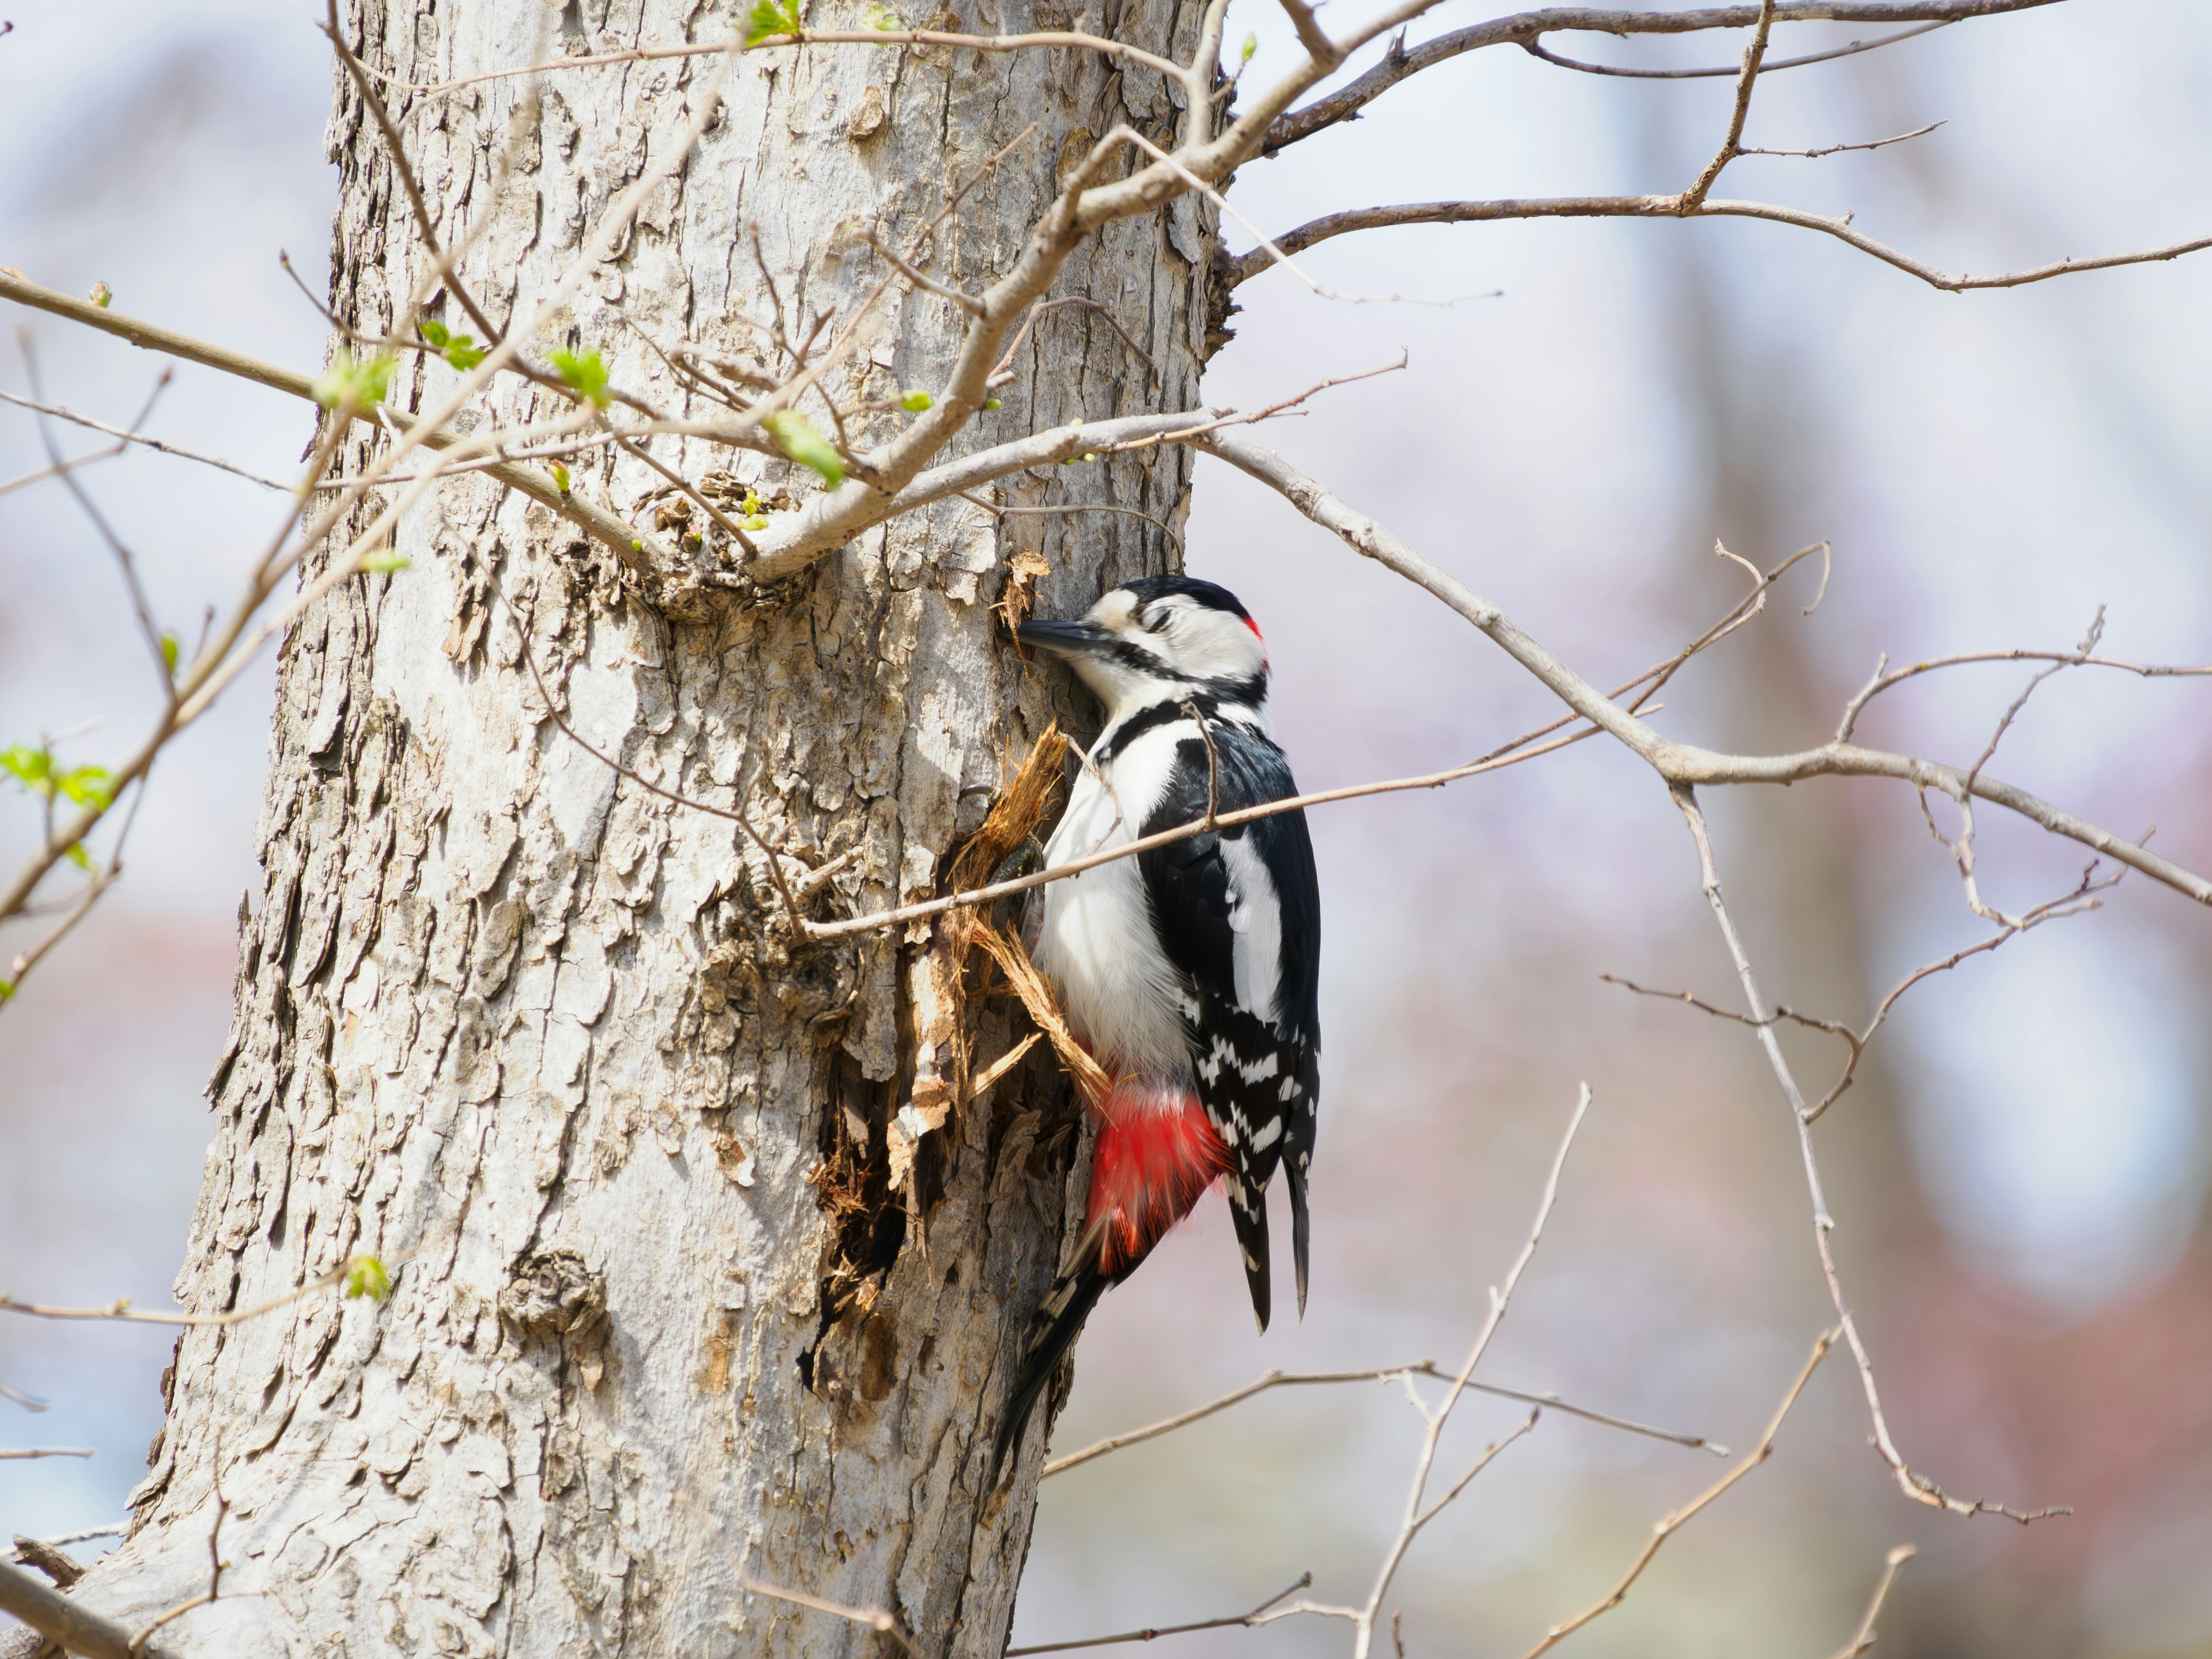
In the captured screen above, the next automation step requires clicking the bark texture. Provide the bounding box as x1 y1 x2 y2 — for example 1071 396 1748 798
59 1 1213 1652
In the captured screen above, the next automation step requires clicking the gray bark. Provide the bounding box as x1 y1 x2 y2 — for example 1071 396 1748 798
58 0 1212 1652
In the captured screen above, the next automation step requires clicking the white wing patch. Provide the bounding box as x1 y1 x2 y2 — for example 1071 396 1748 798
1221 833 1283 1023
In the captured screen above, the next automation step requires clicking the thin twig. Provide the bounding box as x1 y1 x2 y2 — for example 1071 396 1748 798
1516 1328 1839 1658
1044 1361 1726 1478
1830 1545 1916 1659
0 1251 396 1330
1007 1573 1315 1656
1673 789 2068 1522
0 388 286 493
740 1573 920 1657
1525 18 1950 79
1742 118 1945 158
1225 191 2212 294
0 1447 92 1460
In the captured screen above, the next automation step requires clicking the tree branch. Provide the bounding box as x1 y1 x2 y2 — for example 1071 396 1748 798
0 268 668 569
1224 193 2212 292
1260 1 2063 154
0 1557 173 1659
1516 1329 1838 1658
1193 429 2212 910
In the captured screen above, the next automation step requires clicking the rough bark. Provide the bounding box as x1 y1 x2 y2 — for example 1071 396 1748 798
56 1 1213 1652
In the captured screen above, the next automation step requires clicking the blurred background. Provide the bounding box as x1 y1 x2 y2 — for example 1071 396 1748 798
3 3 2209 1656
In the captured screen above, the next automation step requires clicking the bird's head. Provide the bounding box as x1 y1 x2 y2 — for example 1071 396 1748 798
1014 575 1269 722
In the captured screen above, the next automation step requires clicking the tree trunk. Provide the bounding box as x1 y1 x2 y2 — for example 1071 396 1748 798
61 1 1211 1651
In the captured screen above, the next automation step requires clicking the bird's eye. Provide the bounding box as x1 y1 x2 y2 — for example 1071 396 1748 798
1144 607 1172 633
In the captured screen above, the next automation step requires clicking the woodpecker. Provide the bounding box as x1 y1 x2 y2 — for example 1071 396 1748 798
994 574 1321 1478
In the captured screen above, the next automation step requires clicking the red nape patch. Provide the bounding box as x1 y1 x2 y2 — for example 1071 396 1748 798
1086 1084 1226 1276
1243 615 1264 639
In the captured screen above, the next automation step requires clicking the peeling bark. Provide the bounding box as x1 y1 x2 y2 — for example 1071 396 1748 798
63 1 1212 1651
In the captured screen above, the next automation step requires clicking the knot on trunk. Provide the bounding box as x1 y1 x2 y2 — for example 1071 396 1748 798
499 1250 608 1340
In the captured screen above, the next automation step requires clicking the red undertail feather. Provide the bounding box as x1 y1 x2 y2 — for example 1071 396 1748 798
1086 1080 1226 1276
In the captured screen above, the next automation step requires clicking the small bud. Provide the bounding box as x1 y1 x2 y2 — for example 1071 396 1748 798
549 461 571 494
1240 32 1256 63
984 397 1002 411
88 282 111 308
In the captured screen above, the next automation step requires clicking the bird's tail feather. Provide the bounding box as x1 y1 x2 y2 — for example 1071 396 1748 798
990 1264 1108 1487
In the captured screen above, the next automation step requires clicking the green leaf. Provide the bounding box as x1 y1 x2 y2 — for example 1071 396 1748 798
360 550 412 575
161 630 180 676
1 744 52 793
55 766 113 810
419 318 451 349
443 338 485 371
862 0 899 28
550 347 611 408
312 347 395 411
343 1255 392 1301
548 461 571 495
65 842 92 872
1240 30 1256 63
747 0 803 44
898 389 933 413
0 978 14 1002
763 410 846 487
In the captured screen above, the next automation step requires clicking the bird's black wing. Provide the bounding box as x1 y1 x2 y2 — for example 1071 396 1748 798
1138 718 1321 1330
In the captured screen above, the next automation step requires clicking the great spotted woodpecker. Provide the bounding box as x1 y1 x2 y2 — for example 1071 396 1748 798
994 575 1321 1477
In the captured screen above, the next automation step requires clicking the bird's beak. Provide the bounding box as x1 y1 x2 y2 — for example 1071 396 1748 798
1012 616 1113 658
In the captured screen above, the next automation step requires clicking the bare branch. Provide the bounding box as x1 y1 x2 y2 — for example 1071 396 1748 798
0 1556 175 1659
0 1251 392 1330
1742 118 1946 157
1525 18 1950 78
1831 1545 1916 1659
1044 1361 1726 1479
0 388 285 493
0 1447 92 1460
1260 1 2057 154
1836 643 2212 745
1673 789 2070 1521
1007 1573 1315 1656
0 268 668 570
1276 0 1342 66
739 1574 919 1657
1194 429 2212 911
1679 0 1776 215
1516 1329 1838 1658
1224 192 2212 293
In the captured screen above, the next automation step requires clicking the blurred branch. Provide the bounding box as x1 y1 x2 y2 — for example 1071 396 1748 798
1259 1085 1589 1658
0 1251 396 1330
739 1574 919 1657
1516 1328 1839 1658
1673 789 2069 1522
1044 1361 1726 1479
0 1448 91 1460
1831 1545 1916 1659
0 1556 172 1659
1603 850 2118 1126
1007 1573 1314 1656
